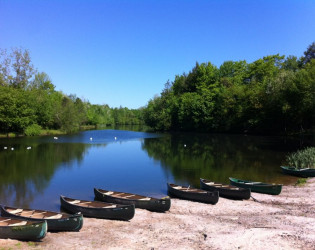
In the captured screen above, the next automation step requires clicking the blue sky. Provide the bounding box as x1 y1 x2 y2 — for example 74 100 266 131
1 0 315 109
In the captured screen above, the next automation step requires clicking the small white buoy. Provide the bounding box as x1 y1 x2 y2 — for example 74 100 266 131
114 137 117 140
11 147 14 150
27 147 31 150
184 144 186 147
90 137 93 141
54 137 58 140
4 147 7 150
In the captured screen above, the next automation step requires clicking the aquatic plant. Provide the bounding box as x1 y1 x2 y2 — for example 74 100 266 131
286 147 315 169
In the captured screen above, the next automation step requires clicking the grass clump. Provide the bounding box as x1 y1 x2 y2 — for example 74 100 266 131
286 147 315 169
296 178 307 186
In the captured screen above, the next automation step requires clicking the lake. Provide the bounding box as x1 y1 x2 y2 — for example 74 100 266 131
0 129 314 211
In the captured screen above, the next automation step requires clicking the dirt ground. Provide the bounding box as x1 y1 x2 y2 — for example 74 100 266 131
1 178 315 250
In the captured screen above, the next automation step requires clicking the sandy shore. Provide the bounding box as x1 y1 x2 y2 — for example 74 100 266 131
1 178 315 250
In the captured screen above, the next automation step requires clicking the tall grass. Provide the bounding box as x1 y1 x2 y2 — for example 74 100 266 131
286 147 315 169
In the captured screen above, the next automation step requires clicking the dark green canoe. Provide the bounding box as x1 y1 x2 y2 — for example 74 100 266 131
60 195 135 221
281 166 315 178
229 177 282 195
0 217 47 241
167 183 219 204
0 205 83 232
94 188 171 212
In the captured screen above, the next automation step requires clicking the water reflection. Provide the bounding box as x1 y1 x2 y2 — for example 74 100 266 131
0 143 90 208
142 133 314 187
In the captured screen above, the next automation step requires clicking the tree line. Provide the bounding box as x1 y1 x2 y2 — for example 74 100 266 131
0 48 143 136
143 42 315 134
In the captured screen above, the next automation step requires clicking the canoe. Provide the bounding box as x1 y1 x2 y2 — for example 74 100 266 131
200 178 251 200
229 177 282 195
280 166 315 178
94 188 171 212
167 183 219 204
0 217 47 241
60 196 135 221
0 205 83 232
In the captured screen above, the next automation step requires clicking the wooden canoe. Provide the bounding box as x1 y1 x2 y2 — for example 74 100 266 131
280 166 315 177
167 183 219 204
229 177 282 195
0 205 83 232
0 217 47 241
60 196 135 221
94 188 171 212
200 178 251 200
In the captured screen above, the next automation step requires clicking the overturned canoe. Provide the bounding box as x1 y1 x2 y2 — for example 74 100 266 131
60 196 135 221
0 217 47 241
94 188 171 212
167 183 219 204
0 205 83 232
280 166 315 178
200 178 251 200
229 177 282 195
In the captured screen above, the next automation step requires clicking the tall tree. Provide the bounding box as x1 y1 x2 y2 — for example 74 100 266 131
302 41 315 65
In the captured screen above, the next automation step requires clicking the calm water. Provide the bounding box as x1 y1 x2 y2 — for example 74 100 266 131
0 129 314 211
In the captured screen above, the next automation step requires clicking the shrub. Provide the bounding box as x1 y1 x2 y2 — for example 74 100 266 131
24 124 42 136
286 147 315 169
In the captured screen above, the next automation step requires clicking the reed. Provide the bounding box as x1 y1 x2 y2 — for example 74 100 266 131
286 147 315 169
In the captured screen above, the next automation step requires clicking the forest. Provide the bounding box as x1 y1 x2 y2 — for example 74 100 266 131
0 48 143 136
143 42 315 134
1 42 315 136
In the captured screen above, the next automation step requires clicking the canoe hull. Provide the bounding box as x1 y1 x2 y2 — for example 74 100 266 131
94 188 171 212
167 183 219 204
229 177 282 195
0 218 47 241
60 196 135 221
200 178 251 200
0 206 83 232
281 166 315 178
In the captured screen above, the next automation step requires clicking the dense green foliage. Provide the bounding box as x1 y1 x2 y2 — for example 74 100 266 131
286 147 315 169
144 42 315 134
0 48 144 135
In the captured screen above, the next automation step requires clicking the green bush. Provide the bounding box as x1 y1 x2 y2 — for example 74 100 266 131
286 147 315 169
24 124 42 136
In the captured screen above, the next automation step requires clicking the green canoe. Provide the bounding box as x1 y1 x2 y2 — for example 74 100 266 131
281 166 315 178
0 205 83 232
0 217 47 241
229 177 282 195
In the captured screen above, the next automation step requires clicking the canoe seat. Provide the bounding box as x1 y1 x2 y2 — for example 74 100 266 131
45 214 63 219
139 197 151 201
8 208 23 214
68 200 81 204
103 205 117 208
9 221 27 226
172 186 182 190
31 212 46 219
104 191 114 195
205 182 215 185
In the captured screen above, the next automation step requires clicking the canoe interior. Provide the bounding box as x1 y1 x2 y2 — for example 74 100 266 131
3 206 66 219
168 184 208 193
63 196 123 208
0 217 36 227
96 189 158 201
230 177 279 187
200 179 242 190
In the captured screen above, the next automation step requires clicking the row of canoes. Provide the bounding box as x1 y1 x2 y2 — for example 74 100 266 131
0 176 284 241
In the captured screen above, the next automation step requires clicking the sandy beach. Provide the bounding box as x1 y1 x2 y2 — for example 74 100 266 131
1 178 315 250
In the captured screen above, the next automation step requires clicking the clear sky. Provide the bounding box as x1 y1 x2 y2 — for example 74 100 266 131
1 0 315 109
